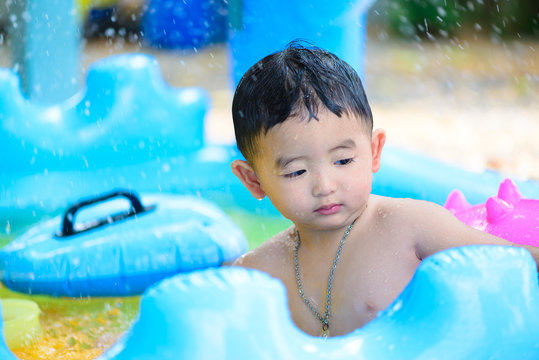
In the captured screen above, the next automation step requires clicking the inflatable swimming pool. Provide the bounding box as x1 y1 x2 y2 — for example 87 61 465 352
97 245 539 359
0 190 247 296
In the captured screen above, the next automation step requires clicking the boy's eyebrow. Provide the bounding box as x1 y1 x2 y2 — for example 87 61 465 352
275 155 306 169
330 139 356 151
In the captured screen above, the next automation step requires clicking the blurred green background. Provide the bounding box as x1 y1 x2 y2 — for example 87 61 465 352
370 0 538 39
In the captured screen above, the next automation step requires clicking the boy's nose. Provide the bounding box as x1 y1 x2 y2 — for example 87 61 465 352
312 172 337 197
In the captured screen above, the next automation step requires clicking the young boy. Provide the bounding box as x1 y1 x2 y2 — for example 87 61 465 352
229 43 539 338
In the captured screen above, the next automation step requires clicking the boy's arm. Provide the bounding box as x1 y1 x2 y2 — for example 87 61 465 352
412 200 539 265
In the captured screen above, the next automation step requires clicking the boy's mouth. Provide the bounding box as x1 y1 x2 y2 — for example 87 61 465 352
315 204 341 215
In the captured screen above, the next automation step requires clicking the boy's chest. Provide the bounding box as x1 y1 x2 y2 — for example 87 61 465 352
281 242 420 337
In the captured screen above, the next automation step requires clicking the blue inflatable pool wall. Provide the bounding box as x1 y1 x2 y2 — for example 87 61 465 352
373 144 539 205
0 53 207 172
98 246 539 359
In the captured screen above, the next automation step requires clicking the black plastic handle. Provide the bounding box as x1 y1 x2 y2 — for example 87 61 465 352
55 189 156 238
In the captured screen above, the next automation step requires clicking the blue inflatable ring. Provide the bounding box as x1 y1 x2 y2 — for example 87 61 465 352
99 245 539 359
0 190 247 297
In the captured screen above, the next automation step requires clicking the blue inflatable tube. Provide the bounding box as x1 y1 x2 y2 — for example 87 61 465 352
0 191 247 297
97 245 539 359
374 144 539 205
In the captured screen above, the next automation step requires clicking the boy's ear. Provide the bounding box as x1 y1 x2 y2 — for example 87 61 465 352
231 160 266 200
371 129 386 173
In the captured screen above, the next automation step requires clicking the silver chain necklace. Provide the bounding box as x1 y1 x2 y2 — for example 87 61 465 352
293 219 357 338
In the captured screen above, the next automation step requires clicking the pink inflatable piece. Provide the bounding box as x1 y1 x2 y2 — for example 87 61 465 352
444 178 539 246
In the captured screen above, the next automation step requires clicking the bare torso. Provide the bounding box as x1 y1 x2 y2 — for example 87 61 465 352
233 195 422 337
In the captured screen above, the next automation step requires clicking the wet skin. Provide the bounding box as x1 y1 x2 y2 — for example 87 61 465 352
231 109 536 337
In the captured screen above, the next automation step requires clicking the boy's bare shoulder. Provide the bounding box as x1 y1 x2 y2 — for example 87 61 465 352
231 226 296 277
369 194 512 259
369 194 444 221
365 194 452 243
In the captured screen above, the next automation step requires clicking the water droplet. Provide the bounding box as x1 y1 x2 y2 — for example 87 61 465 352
22 11 31 22
105 28 116 37
436 6 447 17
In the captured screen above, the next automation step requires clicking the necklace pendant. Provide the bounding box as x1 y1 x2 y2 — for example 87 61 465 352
320 327 329 338
320 323 329 338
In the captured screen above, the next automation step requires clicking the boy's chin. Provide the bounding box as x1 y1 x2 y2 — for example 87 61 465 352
305 216 354 231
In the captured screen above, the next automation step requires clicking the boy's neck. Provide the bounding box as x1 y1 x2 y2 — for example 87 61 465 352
294 226 350 248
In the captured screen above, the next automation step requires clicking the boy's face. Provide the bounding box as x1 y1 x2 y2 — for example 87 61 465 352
233 109 385 232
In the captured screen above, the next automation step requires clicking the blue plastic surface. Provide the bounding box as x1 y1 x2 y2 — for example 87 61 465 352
99 246 539 359
0 193 247 296
0 53 208 173
142 0 228 49
8 0 81 103
374 144 539 205
228 0 375 86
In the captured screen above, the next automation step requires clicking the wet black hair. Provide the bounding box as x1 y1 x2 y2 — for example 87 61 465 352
232 41 373 164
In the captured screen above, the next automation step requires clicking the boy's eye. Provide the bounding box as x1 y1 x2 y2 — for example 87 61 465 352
284 169 306 178
335 158 354 165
